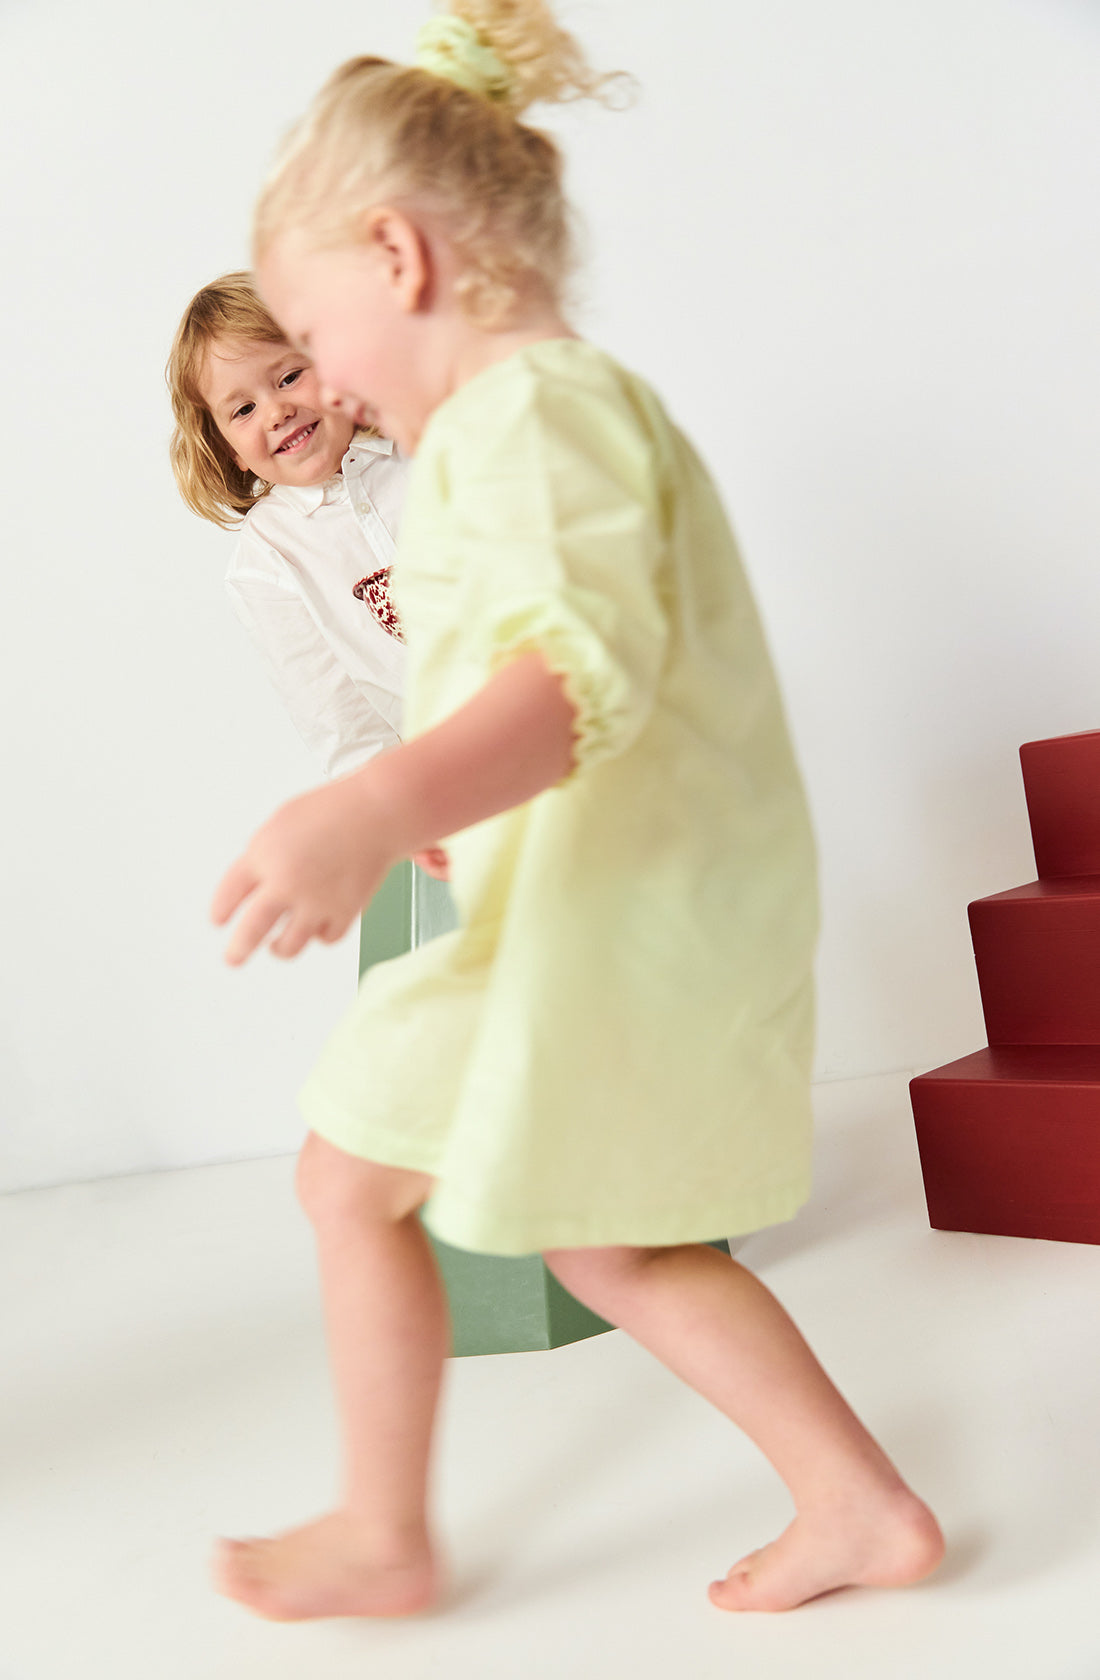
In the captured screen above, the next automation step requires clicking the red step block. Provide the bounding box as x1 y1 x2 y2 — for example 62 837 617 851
969 876 1100 1045
1021 729 1100 878
911 1046 1100 1243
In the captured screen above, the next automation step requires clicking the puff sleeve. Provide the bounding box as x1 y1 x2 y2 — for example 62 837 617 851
428 364 670 775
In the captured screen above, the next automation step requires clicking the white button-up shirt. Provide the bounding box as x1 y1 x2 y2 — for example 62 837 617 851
225 433 409 777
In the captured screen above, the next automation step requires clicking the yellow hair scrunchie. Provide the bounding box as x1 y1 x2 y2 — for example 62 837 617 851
414 15 516 104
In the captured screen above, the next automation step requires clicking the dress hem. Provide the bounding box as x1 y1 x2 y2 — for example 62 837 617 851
420 1178 812 1258
303 1077 811 1255
302 1089 444 1178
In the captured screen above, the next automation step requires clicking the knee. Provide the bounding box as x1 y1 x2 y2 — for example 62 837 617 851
295 1131 431 1232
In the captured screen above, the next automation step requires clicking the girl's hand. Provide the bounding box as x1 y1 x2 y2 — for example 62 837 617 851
411 847 451 881
213 653 575 967
212 778 395 966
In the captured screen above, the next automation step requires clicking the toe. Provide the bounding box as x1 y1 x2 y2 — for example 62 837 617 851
212 1538 266 1600
708 1564 754 1611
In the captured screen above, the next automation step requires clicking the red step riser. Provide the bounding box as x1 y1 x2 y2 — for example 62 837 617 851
1021 730 1100 878
912 728 1100 1247
969 896 1100 1045
911 1075 1100 1245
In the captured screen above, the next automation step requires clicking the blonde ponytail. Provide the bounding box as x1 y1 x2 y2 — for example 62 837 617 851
427 1 624 116
254 2 627 326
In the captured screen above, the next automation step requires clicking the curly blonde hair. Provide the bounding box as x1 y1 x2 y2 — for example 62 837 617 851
254 1 626 328
166 272 287 528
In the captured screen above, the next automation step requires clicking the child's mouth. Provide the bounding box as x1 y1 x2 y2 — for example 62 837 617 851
274 421 319 455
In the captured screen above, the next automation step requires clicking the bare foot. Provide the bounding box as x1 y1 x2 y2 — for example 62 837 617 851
709 1487 944 1613
212 1511 439 1622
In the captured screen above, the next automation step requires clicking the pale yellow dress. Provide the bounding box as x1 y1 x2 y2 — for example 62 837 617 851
300 340 819 1256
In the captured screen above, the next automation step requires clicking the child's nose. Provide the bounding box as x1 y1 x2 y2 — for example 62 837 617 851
264 390 296 427
320 384 348 414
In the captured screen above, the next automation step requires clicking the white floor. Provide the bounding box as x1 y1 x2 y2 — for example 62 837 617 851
4 1072 1100 1680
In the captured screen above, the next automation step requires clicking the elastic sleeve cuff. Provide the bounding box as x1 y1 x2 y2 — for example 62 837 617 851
484 586 659 779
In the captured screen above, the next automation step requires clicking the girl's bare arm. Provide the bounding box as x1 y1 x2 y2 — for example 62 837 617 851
212 652 576 965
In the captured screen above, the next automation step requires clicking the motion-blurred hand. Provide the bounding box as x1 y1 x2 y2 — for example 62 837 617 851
212 778 395 966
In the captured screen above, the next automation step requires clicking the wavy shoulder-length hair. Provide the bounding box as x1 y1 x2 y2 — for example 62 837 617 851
167 271 286 529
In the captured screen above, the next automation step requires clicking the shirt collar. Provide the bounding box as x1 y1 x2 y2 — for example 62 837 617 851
267 480 329 516
263 431 396 518
348 429 394 458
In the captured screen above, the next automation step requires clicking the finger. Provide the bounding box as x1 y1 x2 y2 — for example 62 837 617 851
223 895 288 967
272 905 356 957
413 847 451 880
268 914 318 960
211 857 258 927
319 913 355 945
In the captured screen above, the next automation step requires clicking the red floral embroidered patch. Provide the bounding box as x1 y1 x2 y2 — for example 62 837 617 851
353 567 405 642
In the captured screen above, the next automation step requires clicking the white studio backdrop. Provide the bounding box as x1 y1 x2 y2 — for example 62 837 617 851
2 0 1098 1192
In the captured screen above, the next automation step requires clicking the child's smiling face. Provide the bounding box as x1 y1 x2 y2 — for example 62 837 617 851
200 339 355 486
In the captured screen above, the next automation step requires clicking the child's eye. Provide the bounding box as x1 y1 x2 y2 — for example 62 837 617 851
233 402 255 421
280 368 304 389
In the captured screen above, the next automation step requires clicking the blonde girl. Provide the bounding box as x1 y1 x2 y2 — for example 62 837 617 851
211 1 944 1621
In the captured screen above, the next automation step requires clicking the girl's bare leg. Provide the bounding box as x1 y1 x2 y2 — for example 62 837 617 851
543 1243 944 1613
213 1133 448 1621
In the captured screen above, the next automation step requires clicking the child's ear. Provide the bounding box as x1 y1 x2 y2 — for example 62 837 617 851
363 206 430 312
